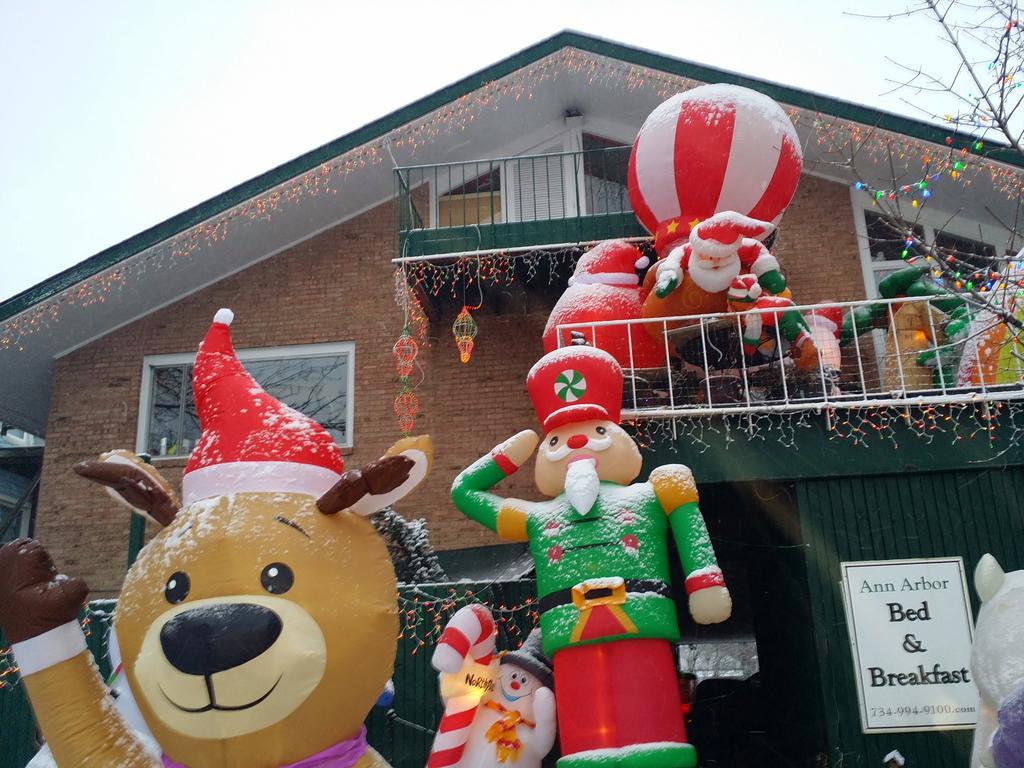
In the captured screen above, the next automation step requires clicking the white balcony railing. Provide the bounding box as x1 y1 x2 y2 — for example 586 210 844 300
555 295 1024 419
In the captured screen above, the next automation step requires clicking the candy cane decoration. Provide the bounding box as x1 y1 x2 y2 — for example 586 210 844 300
428 604 497 768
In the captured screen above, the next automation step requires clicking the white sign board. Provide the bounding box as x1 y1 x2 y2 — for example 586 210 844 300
840 557 978 733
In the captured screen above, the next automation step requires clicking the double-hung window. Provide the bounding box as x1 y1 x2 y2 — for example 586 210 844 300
137 342 354 457
855 208 1001 298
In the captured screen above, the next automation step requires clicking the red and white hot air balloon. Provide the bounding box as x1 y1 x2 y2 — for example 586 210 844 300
628 84 803 254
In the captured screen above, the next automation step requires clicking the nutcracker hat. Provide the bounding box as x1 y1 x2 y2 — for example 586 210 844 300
182 308 344 505
500 629 553 690
567 240 649 287
527 345 623 433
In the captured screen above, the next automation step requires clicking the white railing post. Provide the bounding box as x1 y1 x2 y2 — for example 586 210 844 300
773 311 790 405
735 314 752 409
627 324 638 412
698 318 713 408
849 306 869 396
814 312 831 405
662 320 677 439
924 300 948 395
886 302 909 396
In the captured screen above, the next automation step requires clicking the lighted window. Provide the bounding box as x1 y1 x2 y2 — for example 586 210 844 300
437 167 502 228
857 210 1001 296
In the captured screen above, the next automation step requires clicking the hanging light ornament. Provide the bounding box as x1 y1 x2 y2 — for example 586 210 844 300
393 328 418 378
392 326 420 435
394 391 420 435
453 306 478 363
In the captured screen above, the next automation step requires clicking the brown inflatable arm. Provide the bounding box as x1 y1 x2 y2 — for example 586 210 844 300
0 540 159 767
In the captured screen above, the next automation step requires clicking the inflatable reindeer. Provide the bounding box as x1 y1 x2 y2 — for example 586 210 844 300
0 309 432 768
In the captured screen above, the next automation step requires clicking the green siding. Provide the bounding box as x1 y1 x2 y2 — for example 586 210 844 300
636 412 1024 483
797 467 1024 767
399 213 647 259
0 649 36 768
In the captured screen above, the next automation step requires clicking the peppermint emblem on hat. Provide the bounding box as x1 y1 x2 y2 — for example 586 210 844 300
554 369 586 402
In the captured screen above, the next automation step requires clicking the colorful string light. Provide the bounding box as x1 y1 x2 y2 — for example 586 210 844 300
392 326 420 435
396 586 539 654
452 306 478 364
625 401 1024 453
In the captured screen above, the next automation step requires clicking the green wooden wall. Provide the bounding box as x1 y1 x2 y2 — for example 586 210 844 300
797 466 1024 767
637 410 1024 484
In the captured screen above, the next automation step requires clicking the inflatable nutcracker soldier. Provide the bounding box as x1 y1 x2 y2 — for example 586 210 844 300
450 345 731 768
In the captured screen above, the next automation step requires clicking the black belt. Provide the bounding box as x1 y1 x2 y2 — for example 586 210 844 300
538 578 671 614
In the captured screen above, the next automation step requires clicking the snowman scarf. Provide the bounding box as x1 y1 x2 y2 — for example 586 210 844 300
483 700 535 763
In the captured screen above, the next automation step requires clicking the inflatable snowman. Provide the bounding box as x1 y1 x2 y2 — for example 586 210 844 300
465 631 555 768
429 605 556 768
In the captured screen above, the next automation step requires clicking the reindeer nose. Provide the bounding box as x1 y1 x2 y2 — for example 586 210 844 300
567 434 588 449
160 603 282 676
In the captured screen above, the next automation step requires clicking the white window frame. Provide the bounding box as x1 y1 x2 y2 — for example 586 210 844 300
850 189 1005 298
136 341 356 458
0 490 33 539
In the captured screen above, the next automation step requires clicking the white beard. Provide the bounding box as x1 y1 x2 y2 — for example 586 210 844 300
689 258 740 293
564 459 600 516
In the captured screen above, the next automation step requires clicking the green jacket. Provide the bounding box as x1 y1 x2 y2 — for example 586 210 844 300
451 453 723 657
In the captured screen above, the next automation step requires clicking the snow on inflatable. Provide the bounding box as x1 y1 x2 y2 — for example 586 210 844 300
629 85 804 344
628 83 803 256
0 308 433 768
970 555 1024 768
450 345 730 768
427 605 556 768
542 239 665 368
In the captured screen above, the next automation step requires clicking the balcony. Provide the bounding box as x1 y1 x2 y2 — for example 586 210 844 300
554 295 1024 419
395 145 647 259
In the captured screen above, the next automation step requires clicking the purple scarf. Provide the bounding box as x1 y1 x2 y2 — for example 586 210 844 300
162 726 368 768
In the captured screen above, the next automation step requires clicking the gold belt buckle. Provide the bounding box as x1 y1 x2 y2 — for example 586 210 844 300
572 577 627 610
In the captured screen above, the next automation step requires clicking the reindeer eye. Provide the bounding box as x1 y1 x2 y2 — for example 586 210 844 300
596 426 607 435
549 436 559 447
165 572 190 604
261 563 294 594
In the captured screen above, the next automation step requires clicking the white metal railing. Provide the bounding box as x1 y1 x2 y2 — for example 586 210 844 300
555 294 1024 419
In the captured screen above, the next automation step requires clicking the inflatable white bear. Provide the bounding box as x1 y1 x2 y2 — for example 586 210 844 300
971 554 1024 768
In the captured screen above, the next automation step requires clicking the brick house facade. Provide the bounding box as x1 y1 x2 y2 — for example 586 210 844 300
35 171 866 597
7 32 1024 768
5 32 1016 604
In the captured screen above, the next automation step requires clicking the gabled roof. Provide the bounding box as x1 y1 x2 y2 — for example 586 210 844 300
2 30 1021 435
3 29 1017 323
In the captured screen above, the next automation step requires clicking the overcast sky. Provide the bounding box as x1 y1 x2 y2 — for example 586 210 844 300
0 1 956 302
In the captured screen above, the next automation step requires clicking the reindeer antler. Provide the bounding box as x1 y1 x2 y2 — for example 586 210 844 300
74 450 179 527
317 435 433 516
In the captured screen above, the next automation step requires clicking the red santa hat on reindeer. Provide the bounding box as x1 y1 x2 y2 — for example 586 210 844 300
182 309 347 505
